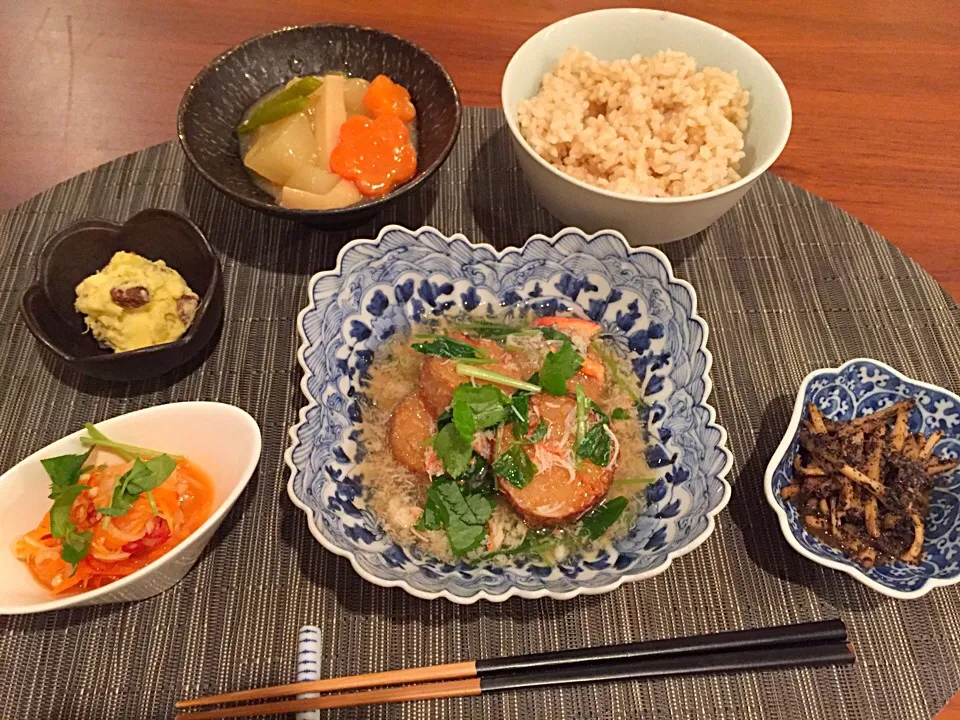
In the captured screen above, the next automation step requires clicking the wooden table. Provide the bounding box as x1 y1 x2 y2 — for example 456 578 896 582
2 1 958 300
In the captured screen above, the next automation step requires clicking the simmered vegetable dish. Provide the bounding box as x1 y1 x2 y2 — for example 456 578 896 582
238 73 417 210
361 314 654 563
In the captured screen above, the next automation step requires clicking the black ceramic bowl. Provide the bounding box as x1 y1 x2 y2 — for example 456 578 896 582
177 24 461 228
20 209 224 382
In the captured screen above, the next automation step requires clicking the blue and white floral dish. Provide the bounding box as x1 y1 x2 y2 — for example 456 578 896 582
285 225 732 603
764 358 960 599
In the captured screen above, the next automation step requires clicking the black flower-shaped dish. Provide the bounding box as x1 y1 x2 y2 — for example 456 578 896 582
20 209 224 382
177 24 462 228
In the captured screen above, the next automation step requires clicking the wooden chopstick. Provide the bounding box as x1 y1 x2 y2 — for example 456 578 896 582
174 639 854 719
175 661 477 709
176 618 845 710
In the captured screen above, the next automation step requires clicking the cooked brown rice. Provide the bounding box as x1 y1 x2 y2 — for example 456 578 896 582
517 47 750 198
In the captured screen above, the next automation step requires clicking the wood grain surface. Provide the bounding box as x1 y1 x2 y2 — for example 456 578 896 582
1 1 957 299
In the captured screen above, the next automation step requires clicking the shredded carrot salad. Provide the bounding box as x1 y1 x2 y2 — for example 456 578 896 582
15 459 213 595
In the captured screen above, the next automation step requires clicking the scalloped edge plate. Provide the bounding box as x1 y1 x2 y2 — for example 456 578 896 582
764 357 960 599
285 225 733 603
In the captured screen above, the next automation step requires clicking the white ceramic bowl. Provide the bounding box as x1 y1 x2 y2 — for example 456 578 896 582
0 402 261 614
501 8 792 245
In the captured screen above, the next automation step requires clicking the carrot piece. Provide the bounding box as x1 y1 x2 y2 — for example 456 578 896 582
363 75 416 122
579 356 605 383
535 316 602 339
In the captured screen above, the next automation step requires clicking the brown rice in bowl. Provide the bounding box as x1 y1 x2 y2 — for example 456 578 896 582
517 47 750 198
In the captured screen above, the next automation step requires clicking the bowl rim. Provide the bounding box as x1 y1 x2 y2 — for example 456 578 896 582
19 209 222 366
285 223 733 603
500 7 793 205
763 357 960 600
0 401 262 615
176 23 462 217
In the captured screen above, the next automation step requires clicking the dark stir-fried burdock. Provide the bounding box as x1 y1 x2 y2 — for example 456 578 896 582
781 399 958 568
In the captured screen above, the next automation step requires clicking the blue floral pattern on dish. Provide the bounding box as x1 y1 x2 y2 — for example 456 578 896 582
285 225 732 603
765 358 960 598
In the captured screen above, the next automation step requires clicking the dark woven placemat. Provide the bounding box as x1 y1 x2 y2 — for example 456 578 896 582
1 108 959 720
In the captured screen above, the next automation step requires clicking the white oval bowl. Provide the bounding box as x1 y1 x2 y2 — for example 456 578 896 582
501 8 792 245
0 402 261 615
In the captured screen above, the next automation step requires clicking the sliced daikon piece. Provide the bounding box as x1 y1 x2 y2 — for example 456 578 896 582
279 180 362 210
284 165 341 195
343 78 371 117
310 74 347 170
243 112 317 185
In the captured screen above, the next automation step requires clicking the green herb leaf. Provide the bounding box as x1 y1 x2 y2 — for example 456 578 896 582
527 421 549 444
611 408 629 420
508 374 539 439
41 449 93 490
452 400 476 441
452 320 530 339
81 423 183 460
99 455 177 517
416 481 447 531
434 480 493 526
446 520 488 556
455 365 542 393
575 385 589 449
577 423 612 467
588 400 610 425
538 326 570 342
435 409 453 430
432 424 473 478
451 384 511 441
415 476 494 556
49 484 90 538
60 528 93 571
411 336 481 360
461 454 496 496
539 342 583 395
510 391 531 439
481 528 558 562
580 497 628 540
493 446 538 488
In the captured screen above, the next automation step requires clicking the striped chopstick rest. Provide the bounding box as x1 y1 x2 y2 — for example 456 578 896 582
295 626 322 720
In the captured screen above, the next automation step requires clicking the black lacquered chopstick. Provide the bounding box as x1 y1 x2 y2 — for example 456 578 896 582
477 618 846 675
177 618 846 715
481 638 854 693
175 637 854 719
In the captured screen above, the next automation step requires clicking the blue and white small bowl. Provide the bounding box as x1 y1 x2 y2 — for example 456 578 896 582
765 358 960 599
286 225 732 603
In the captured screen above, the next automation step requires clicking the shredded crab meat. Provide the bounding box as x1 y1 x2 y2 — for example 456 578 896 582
532 442 577 484
603 424 621 469
557 404 576 449
423 447 444 477
473 430 495 460
567 332 590 356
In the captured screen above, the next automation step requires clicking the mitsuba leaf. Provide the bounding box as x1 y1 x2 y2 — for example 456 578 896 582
60 528 93 571
41 449 93 489
99 455 177 517
576 423 612 467
410 336 481 359
493 446 537 488
450 384 511 441
539 342 583 395
580 497 628 540
461 454 496 496
538 326 570 342
432 424 473 478
49 484 89 538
